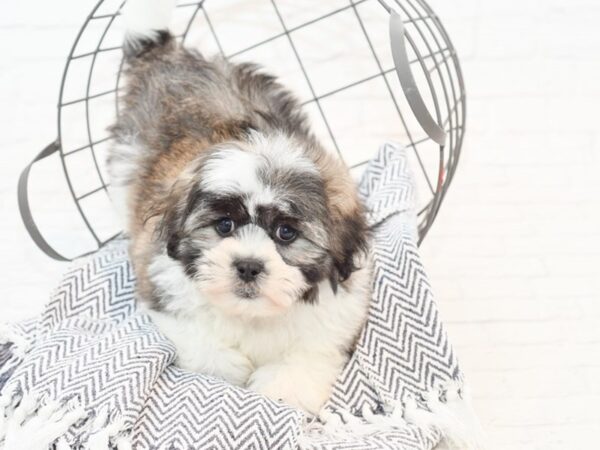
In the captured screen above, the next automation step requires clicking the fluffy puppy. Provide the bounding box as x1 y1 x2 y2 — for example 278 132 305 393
108 0 371 415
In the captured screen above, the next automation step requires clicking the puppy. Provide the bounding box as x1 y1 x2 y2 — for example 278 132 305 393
108 0 371 415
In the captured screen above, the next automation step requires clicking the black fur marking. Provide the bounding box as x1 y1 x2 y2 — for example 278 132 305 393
300 266 323 284
184 187 250 227
255 205 300 234
298 265 329 304
165 228 201 278
205 193 250 224
329 273 339 295
166 231 181 260
301 286 319 305
178 241 202 277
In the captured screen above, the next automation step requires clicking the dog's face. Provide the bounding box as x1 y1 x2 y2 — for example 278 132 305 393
157 133 367 319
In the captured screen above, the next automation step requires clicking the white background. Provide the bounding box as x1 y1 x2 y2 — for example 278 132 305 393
1 1 599 448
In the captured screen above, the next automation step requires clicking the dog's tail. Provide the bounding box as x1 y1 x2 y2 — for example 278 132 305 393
122 0 176 59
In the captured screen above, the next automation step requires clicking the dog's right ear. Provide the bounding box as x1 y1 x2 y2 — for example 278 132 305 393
165 228 182 259
153 177 198 260
155 193 184 260
165 180 212 278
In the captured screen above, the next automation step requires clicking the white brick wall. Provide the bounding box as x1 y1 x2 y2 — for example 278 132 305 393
1 1 599 448
422 1 600 447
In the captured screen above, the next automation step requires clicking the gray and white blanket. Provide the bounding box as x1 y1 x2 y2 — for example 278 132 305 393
0 143 482 449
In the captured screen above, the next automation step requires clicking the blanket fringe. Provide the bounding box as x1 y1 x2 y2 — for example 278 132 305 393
0 389 128 449
299 402 409 447
0 383 20 439
85 406 131 450
0 324 33 393
403 382 486 450
0 324 32 358
300 382 485 450
0 391 86 450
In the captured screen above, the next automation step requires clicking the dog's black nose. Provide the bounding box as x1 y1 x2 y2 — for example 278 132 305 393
234 259 264 282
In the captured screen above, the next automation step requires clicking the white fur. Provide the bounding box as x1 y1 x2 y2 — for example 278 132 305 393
200 147 273 208
201 136 318 214
245 131 318 176
144 251 371 414
122 0 176 41
107 140 143 229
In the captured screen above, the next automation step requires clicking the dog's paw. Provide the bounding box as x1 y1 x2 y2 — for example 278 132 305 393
247 358 338 415
178 346 253 387
209 349 254 386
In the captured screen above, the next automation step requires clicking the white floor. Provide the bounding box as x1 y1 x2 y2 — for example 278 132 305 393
1 1 599 449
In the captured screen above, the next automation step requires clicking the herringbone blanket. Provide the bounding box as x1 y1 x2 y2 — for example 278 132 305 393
0 143 481 450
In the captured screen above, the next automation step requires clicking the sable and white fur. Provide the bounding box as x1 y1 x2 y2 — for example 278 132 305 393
108 0 371 415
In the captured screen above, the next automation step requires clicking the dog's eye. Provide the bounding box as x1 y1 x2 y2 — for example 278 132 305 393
216 217 235 236
276 224 297 242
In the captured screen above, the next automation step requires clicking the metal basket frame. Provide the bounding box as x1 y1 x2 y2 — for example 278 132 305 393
18 0 466 261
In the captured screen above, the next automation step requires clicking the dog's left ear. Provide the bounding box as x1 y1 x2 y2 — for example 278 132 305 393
328 201 369 290
313 151 369 290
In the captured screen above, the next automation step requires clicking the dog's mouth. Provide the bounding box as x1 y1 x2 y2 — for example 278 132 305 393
234 283 260 299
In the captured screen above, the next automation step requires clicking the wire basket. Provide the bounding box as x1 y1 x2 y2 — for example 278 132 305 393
18 0 466 261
